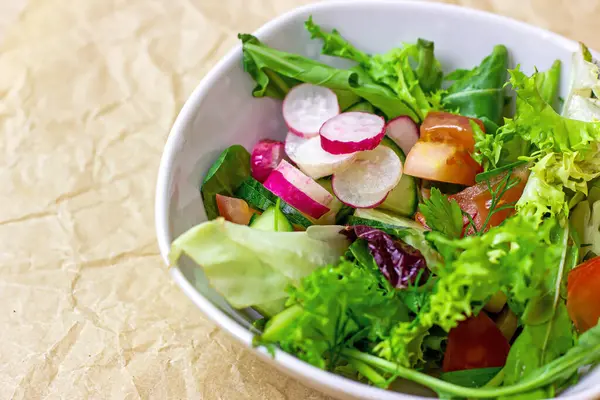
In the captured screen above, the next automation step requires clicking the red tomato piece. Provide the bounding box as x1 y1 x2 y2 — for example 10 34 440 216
404 141 482 186
216 194 253 225
567 256 600 333
420 111 485 152
442 312 511 372
415 167 529 235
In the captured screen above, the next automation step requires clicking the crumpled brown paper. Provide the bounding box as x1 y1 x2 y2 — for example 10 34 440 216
0 0 598 399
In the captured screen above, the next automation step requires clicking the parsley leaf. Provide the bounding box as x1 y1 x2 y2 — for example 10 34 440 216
418 187 463 238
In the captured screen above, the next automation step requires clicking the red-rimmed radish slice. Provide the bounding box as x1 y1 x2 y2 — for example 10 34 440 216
292 136 357 179
283 84 339 138
386 116 419 155
332 146 402 208
284 131 306 164
251 139 285 183
264 160 333 219
320 112 385 154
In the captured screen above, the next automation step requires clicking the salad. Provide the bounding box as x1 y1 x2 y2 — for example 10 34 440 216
170 18 600 399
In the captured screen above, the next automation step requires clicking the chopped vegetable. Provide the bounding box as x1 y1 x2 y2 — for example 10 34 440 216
250 139 285 183
567 256 600 332
216 194 253 225
283 83 340 138
319 111 386 154
442 312 510 372
420 111 485 152
404 141 481 186
201 145 251 219
332 146 402 208
264 160 333 219
285 134 357 179
385 116 419 155
377 137 419 217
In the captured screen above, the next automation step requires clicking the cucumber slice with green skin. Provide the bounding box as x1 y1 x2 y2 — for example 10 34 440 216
250 206 293 232
349 208 424 231
235 177 313 228
377 136 419 217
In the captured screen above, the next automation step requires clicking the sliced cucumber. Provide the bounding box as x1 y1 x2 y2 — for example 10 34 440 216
235 177 313 228
378 136 418 217
349 208 424 231
250 205 293 232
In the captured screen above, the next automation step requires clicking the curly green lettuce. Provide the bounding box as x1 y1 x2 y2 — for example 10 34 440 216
375 215 564 367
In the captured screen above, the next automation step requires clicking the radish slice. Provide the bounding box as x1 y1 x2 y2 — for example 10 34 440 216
386 116 419 155
292 136 357 179
284 131 306 164
283 84 340 138
320 112 386 154
264 160 333 219
251 139 285 183
332 146 402 208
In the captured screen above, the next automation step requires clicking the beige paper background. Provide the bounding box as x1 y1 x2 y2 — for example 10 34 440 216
0 0 598 399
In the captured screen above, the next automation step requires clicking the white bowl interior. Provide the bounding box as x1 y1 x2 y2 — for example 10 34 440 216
156 1 600 398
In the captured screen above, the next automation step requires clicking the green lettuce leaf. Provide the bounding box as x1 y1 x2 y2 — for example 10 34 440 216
305 17 442 121
443 45 509 131
239 34 415 119
503 67 600 153
563 43 600 120
516 151 600 220
169 219 349 309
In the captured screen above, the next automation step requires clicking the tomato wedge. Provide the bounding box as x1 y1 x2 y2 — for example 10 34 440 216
405 112 485 186
420 111 485 152
215 194 253 225
442 312 510 372
404 141 482 186
415 167 529 234
567 256 600 333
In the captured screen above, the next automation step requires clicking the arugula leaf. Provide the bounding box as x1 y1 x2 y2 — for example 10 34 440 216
169 219 349 310
418 188 463 239
502 226 577 397
239 34 416 119
201 145 251 219
440 367 502 388
443 45 509 131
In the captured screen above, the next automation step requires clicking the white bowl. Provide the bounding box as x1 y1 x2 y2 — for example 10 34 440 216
155 1 600 399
